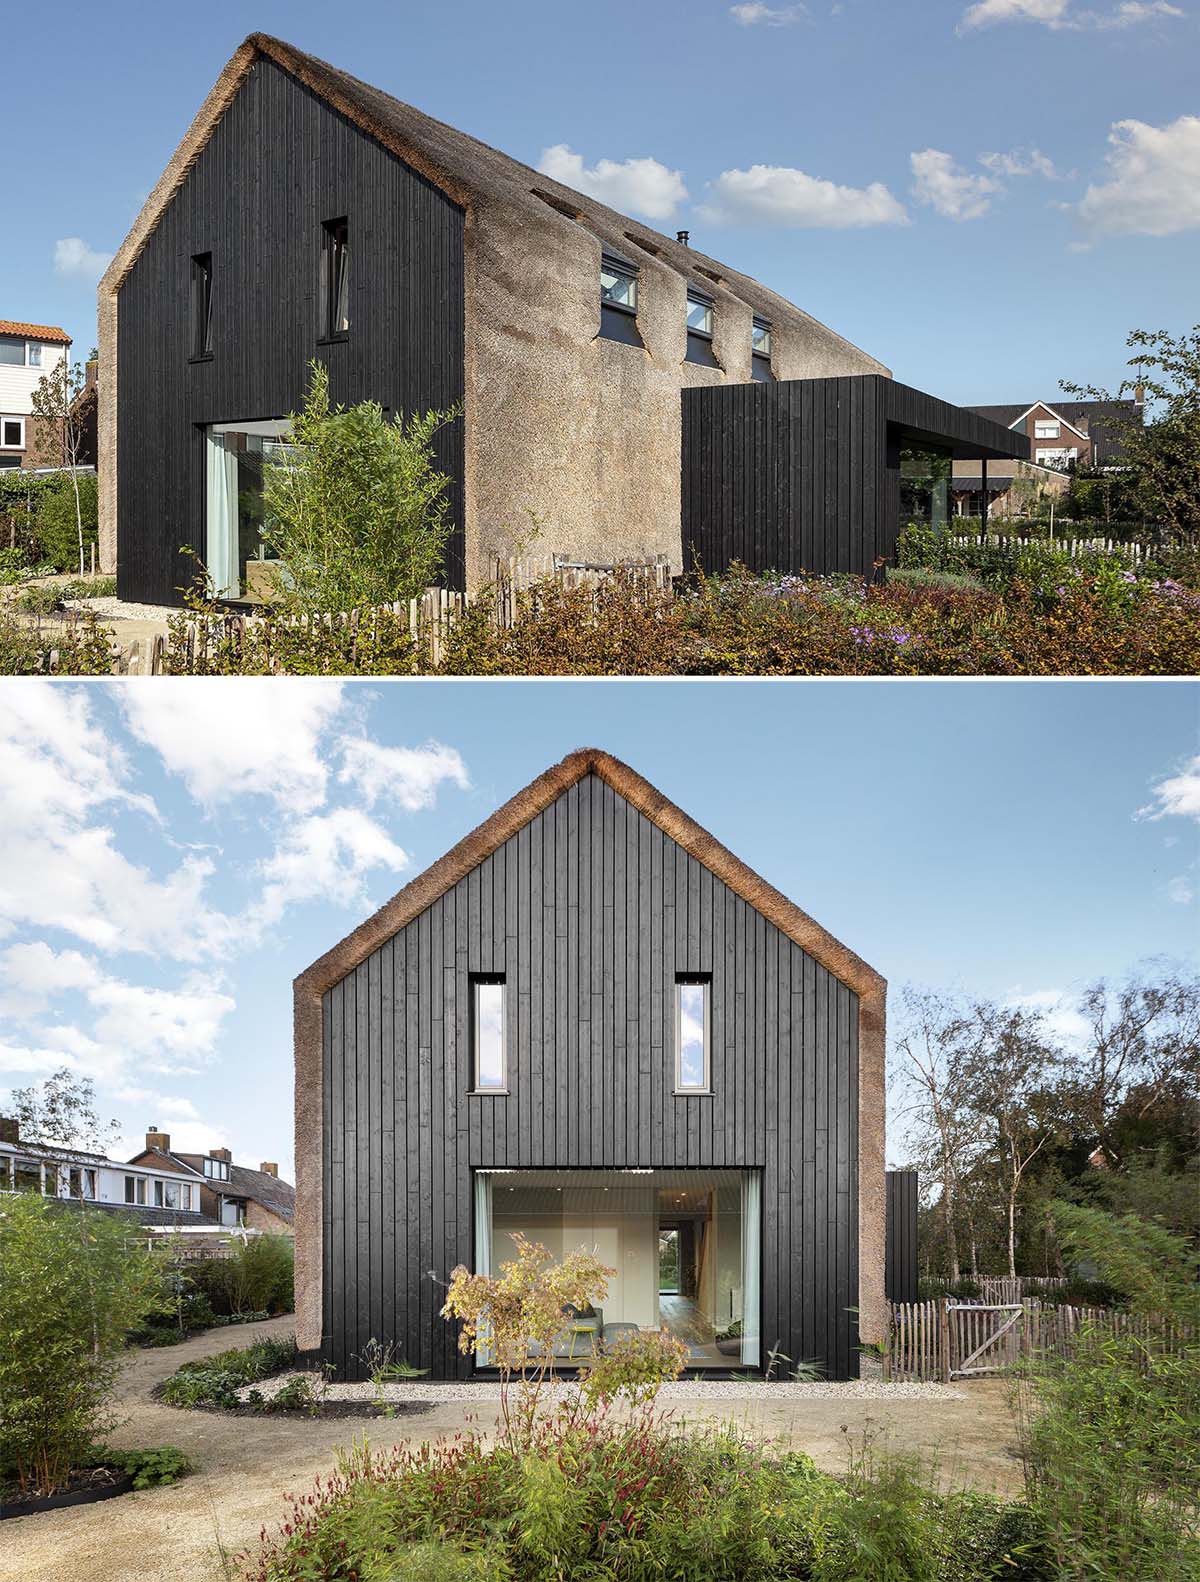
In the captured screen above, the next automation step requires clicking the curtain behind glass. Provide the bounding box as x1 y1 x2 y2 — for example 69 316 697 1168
740 1171 761 1366
474 1172 494 1366
205 430 238 597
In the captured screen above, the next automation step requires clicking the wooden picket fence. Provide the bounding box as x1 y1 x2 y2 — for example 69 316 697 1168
44 553 673 676
976 1275 1066 1304
885 1297 1194 1383
947 533 1151 562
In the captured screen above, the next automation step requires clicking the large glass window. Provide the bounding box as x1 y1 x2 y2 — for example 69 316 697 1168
204 420 296 599
899 443 952 530
13 1158 42 1192
476 1168 761 1368
472 977 506 1091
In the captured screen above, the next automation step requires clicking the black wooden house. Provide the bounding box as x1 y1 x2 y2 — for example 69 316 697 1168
293 749 886 1381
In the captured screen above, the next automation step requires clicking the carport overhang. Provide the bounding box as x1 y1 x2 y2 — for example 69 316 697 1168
877 377 1031 463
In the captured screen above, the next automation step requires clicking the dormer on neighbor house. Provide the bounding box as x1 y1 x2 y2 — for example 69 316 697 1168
0 320 71 469
126 1128 295 1234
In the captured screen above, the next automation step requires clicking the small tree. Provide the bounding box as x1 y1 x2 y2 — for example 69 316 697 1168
259 361 461 614
0 1194 163 1494
441 1232 612 1446
7 1066 119 1158
30 359 90 576
1062 325 1200 535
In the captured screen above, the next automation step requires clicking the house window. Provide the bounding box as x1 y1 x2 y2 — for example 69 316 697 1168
27 344 42 367
13 1158 42 1192
752 317 773 383
320 219 350 339
599 252 644 347
1034 420 1060 439
204 1156 230 1181
154 1178 186 1209
124 1175 147 1205
1 418 25 450
675 977 710 1092
472 977 507 1091
0 339 24 365
191 253 213 358
69 1166 97 1199
1036 447 1078 468
221 1197 245 1226
685 289 719 368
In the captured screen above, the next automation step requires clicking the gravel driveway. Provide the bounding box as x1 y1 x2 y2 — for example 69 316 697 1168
5 1316 1024 1582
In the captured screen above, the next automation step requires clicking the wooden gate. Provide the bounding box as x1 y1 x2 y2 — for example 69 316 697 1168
943 1303 1024 1380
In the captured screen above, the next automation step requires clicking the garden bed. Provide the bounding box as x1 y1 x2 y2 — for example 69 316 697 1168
1 1466 134 1521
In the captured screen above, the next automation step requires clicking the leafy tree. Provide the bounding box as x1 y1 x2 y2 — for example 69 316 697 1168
7 1066 119 1155
1062 325 1200 535
259 360 461 614
0 1193 164 1494
29 358 91 575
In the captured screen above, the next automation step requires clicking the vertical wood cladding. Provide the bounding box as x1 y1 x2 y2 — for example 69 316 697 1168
682 376 1029 578
885 1169 919 1304
116 57 465 604
321 772 860 1381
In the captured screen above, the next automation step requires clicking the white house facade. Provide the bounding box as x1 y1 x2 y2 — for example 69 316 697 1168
0 319 71 468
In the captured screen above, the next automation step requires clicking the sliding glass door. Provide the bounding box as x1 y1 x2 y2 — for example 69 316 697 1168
204 420 294 599
474 1168 761 1368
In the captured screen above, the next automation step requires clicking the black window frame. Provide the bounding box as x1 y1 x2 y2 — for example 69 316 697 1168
685 288 720 368
319 218 351 342
190 253 213 361
599 251 644 348
470 973 508 1093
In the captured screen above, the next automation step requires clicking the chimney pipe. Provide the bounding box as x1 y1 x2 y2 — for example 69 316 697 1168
676 229 690 246
209 1147 233 1163
145 1126 170 1153
1133 382 1145 408
260 1162 278 1178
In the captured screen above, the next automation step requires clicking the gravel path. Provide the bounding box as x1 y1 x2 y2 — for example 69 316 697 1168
240 1372 961 1404
5 1316 1019 1582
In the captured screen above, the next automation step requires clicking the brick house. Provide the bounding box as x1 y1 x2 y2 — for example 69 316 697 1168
126 1127 295 1233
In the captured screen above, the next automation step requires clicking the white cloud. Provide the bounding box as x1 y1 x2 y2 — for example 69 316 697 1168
1136 753 1200 822
53 236 114 282
250 808 410 928
911 149 999 220
0 684 228 960
1166 875 1195 904
1075 115 1200 238
960 0 1182 27
1007 989 1092 1045
697 165 908 228
119 680 346 812
978 148 1062 179
338 738 470 811
730 2 809 23
536 145 688 221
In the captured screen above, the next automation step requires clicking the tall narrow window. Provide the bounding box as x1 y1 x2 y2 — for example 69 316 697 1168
675 977 710 1092
321 219 350 339
751 317 773 383
599 251 644 347
685 288 719 368
472 976 507 1091
191 253 213 358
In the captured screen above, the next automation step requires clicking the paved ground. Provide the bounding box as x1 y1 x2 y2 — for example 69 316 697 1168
5 1316 1025 1582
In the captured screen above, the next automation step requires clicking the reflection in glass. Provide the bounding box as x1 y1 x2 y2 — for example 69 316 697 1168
478 1167 761 1368
677 981 708 1089
474 980 506 1089
900 444 952 529
204 421 297 599
600 262 638 311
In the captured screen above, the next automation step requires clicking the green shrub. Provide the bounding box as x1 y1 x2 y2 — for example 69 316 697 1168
0 603 114 675
99 1444 193 1488
888 566 986 593
187 1238 294 1317
31 474 99 573
0 1197 165 1495
158 1334 298 1409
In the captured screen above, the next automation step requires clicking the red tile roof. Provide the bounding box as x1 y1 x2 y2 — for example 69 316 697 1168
0 321 71 344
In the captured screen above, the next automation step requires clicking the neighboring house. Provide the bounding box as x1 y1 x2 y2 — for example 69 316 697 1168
293 748 886 1382
0 320 71 470
0 1115 212 1226
966 397 1143 472
98 32 1025 602
126 1127 295 1233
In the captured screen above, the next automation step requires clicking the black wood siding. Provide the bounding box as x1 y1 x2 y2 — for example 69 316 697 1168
321 772 861 1381
885 1169 919 1303
117 57 465 604
682 376 1030 578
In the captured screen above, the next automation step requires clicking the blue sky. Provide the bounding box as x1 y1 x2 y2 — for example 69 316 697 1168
4 0 1198 402
0 678 1195 1177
